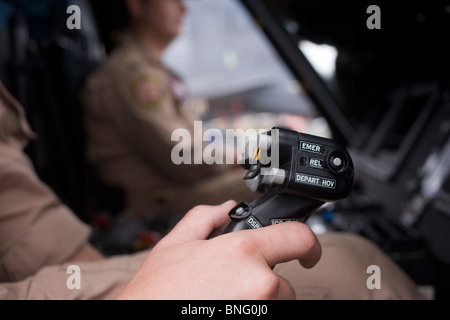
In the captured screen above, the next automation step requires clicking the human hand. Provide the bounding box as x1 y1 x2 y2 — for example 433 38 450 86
278 113 310 132
115 200 321 300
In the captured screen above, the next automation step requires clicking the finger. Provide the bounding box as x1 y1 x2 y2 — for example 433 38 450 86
161 200 237 246
234 222 321 268
298 234 322 269
273 275 296 300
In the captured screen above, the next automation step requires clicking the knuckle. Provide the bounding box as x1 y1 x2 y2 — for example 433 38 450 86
231 233 258 257
258 273 281 299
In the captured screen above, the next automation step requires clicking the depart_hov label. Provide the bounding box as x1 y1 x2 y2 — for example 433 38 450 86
295 173 337 189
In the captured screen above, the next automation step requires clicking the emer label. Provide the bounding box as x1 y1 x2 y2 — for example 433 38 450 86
295 173 337 189
300 141 323 154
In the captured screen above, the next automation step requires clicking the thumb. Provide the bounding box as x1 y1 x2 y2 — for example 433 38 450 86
225 221 322 268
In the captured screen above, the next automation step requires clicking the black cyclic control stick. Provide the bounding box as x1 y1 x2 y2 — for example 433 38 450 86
211 127 354 236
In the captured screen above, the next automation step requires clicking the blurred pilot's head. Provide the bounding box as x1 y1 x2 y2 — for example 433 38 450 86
125 0 187 44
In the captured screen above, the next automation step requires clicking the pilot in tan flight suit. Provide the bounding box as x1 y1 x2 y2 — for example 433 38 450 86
0 79 144 298
80 0 255 220
0 81 93 283
0 79 423 299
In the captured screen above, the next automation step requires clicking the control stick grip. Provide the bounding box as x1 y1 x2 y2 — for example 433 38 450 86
223 193 324 233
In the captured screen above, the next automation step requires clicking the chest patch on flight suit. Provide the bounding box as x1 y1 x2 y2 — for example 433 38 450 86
129 75 166 110
169 76 187 105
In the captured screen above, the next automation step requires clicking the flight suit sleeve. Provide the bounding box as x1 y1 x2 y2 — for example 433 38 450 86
0 251 147 300
85 72 232 184
0 145 91 283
